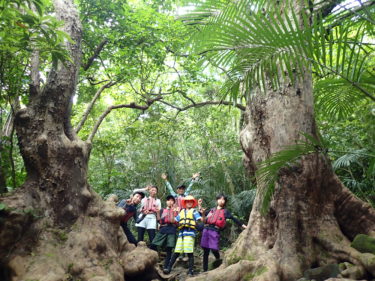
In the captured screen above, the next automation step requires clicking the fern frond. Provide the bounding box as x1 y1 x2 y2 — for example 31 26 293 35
332 149 373 170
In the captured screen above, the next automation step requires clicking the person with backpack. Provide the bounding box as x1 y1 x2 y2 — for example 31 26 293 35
200 194 247 272
161 172 200 211
151 195 179 272
134 185 161 246
164 195 205 276
117 191 145 245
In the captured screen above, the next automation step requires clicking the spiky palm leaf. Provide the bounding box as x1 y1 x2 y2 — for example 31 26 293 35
182 0 374 104
314 78 366 120
181 0 374 212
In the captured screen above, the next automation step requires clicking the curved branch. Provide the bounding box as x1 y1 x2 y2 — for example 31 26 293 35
87 96 162 142
83 39 108 71
75 81 117 133
179 100 246 112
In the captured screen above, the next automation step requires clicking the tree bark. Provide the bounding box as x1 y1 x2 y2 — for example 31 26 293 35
0 1 158 280
188 2 375 281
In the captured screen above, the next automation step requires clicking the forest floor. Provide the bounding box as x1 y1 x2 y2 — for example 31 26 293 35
154 250 223 281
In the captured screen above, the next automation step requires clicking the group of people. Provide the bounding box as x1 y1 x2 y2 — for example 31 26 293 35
116 173 247 276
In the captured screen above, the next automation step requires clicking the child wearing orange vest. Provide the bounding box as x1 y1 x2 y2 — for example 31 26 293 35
164 195 204 276
200 194 247 272
151 195 179 271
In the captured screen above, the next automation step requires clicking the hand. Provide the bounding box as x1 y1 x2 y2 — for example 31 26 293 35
161 173 167 180
198 198 203 206
242 224 247 229
192 172 200 179
174 206 180 212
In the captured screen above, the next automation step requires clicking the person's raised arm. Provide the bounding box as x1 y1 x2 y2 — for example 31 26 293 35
162 173 177 197
185 172 200 195
133 186 149 195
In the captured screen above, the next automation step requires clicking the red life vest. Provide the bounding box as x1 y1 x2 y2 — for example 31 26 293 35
160 208 178 225
141 197 158 214
121 211 134 223
206 208 226 229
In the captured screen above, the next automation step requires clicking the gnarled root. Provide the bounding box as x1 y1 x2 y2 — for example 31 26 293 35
1 193 158 281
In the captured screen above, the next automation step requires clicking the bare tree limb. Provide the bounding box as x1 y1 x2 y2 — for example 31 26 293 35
160 99 246 113
87 96 162 142
326 0 375 29
336 1 375 25
75 81 117 133
82 39 108 71
30 50 40 97
86 78 110 86
177 100 246 112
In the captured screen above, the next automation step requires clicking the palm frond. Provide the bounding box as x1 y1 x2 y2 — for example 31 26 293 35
314 78 366 120
256 133 325 214
182 0 374 103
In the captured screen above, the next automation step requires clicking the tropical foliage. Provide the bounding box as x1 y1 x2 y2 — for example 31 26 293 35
0 0 373 225
180 0 374 209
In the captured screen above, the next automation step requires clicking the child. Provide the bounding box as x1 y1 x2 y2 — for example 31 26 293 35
151 195 179 272
165 195 204 276
161 173 200 211
200 194 247 272
134 185 161 246
117 191 145 245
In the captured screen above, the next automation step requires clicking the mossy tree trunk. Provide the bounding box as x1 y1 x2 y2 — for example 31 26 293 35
0 1 157 280
188 1 375 281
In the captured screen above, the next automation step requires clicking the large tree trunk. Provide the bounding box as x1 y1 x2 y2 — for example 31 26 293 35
0 1 157 280
188 3 375 281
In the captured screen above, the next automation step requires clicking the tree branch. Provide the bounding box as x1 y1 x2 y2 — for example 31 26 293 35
326 0 375 29
87 96 162 142
82 39 108 71
29 50 40 97
161 99 246 113
75 81 117 133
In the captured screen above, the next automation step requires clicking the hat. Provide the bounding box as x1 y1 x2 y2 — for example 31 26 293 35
181 195 198 208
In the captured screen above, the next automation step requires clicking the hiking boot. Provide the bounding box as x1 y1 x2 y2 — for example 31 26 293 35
163 267 171 274
212 258 222 268
187 269 194 276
